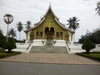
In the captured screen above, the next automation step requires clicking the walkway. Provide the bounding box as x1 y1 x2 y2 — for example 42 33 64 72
0 53 99 65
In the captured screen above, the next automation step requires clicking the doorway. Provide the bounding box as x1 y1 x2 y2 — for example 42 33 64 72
45 27 54 40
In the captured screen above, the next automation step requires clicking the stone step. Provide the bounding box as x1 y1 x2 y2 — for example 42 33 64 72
29 46 67 53
45 40 53 46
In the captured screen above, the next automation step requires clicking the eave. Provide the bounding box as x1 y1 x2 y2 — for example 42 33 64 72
24 5 75 34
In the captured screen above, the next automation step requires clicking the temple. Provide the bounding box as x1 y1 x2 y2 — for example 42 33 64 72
13 5 99 53
24 5 74 44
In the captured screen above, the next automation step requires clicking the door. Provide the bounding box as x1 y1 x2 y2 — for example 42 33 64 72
46 32 53 40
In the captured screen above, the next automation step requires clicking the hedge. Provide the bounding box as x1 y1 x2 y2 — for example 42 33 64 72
0 52 21 58
76 52 100 61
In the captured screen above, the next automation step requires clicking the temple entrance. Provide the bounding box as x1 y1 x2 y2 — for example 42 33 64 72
45 27 54 40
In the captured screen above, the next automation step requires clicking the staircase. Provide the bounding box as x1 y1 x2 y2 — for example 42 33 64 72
45 40 53 46
29 46 67 53
29 40 68 53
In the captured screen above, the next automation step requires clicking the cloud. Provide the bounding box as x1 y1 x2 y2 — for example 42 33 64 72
0 0 100 41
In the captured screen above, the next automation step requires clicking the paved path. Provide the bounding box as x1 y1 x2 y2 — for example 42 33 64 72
0 62 100 75
0 53 100 65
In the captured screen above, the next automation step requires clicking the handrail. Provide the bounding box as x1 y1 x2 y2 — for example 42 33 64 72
27 43 32 50
66 42 70 53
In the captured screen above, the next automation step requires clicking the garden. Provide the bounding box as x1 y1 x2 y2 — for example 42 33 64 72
0 32 21 58
0 49 21 58
77 38 100 61
76 52 100 61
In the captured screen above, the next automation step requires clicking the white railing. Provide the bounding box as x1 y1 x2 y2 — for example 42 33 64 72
65 42 70 53
26 43 33 53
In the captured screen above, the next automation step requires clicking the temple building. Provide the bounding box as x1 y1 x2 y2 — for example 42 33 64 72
24 5 74 44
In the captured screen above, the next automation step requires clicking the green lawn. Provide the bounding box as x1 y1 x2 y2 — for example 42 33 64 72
0 49 21 58
76 52 100 61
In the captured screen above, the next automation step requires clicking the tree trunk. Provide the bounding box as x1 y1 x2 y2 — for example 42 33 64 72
6 24 9 42
8 49 12 53
86 49 90 54
19 32 21 40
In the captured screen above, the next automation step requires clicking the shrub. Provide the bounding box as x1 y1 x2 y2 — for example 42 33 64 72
0 32 6 48
0 52 21 58
0 49 6 53
82 38 95 54
76 52 100 61
4 37 16 53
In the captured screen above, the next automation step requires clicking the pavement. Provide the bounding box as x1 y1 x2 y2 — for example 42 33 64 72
0 61 100 75
0 53 100 65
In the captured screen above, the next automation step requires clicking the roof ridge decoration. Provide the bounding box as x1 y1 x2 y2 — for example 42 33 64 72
41 4 58 20
24 4 75 33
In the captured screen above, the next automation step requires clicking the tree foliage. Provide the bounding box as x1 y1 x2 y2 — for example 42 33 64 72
78 28 100 44
67 17 80 31
26 21 31 29
0 32 6 48
0 28 3 33
95 2 100 16
3 14 13 24
8 28 16 38
17 21 23 40
82 38 95 54
67 17 80 42
4 37 16 53
17 21 23 32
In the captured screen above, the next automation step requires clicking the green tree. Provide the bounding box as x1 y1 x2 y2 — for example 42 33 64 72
67 17 80 42
67 18 73 30
26 21 31 29
78 28 100 44
0 32 6 48
93 28 100 43
3 14 13 41
78 35 85 43
72 17 80 31
95 2 100 16
82 38 95 54
8 28 16 38
0 28 3 33
67 17 79 31
17 21 23 40
4 37 16 53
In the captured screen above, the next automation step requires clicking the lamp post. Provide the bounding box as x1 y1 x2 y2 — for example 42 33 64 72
3 14 13 41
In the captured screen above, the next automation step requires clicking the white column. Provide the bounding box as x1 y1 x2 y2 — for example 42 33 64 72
27 31 31 43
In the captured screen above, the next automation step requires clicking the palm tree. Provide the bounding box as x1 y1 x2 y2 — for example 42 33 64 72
67 17 80 31
67 17 80 42
8 28 16 38
26 21 31 29
3 14 13 41
95 2 100 16
72 17 80 31
67 18 73 30
17 21 23 40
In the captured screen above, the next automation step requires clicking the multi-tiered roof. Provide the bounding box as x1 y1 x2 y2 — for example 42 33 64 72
25 5 74 33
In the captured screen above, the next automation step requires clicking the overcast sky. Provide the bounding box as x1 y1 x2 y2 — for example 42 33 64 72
0 0 100 42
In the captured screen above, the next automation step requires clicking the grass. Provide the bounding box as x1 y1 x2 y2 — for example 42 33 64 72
0 49 21 58
76 52 100 61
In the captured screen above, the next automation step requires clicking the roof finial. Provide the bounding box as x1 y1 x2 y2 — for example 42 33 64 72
49 2 52 8
49 2 51 5
49 2 51 7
